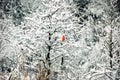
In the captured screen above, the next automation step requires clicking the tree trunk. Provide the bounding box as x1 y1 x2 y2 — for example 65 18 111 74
109 30 113 68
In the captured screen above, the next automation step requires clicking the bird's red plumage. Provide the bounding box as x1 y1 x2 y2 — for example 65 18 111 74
61 36 65 41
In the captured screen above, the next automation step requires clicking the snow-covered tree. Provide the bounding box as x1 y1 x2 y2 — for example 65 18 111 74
0 0 120 80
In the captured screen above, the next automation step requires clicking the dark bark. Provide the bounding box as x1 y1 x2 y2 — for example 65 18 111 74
46 31 52 76
109 30 113 68
61 57 64 65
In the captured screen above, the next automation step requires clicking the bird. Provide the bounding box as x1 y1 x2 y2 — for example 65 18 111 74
61 35 65 41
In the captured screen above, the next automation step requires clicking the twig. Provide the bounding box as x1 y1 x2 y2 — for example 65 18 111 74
104 73 114 80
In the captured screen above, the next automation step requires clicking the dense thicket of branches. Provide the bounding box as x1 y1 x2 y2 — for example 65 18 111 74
0 0 120 80
0 0 26 25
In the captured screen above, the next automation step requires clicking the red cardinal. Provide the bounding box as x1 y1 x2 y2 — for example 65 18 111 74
61 35 65 41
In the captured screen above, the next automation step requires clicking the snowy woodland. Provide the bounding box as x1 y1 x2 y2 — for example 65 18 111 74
0 0 120 80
